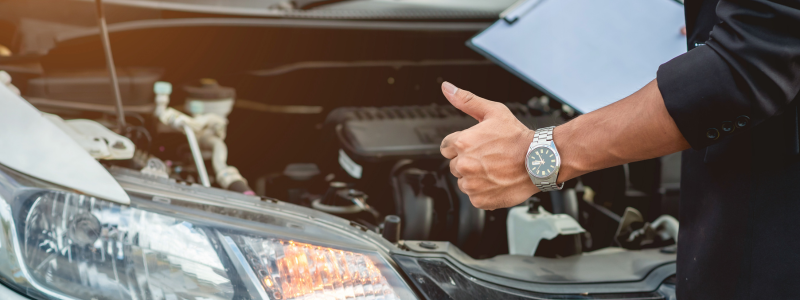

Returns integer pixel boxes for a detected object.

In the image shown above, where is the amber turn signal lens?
[238,237,399,300]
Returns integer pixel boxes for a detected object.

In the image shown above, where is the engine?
[1,18,682,260]
[10,63,682,260]
[313,103,562,257]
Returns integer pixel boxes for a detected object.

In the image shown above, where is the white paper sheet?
[470,0,686,113]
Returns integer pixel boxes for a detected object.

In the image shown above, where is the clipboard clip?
[500,0,545,24]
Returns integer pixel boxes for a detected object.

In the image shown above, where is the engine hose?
[183,125,210,187]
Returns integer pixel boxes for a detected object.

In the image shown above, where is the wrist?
[519,128,540,193]
[519,128,536,155]
[553,121,589,183]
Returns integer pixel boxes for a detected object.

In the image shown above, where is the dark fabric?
[659,0,800,150]
[658,45,752,149]
[677,108,800,299]
[656,0,800,299]
[682,0,722,48]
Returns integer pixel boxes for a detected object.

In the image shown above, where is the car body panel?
[0,84,129,204]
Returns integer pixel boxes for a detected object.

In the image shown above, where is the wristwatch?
[525,126,564,192]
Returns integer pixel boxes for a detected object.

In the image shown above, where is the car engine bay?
[0,2,682,297]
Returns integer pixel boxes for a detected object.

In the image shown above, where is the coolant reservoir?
[183,78,235,117]
[507,203,585,256]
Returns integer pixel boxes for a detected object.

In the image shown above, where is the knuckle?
[453,138,469,151]
[494,102,511,113]
[461,91,476,104]
[491,103,512,117]
[441,131,459,147]
[460,178,479,194]
[456,159,479,175]
[457,178,471,194]
[454,160,465,175]
[440,133,460,158]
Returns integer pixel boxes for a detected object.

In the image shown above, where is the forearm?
[553,79,690,182]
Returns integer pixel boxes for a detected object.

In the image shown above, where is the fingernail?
[442,81,458,96]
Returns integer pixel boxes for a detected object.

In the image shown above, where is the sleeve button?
[706,128,720,140]
[735,115,750,128]
[721,121,734,133]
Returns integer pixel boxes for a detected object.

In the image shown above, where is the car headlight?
[0,164,415,300]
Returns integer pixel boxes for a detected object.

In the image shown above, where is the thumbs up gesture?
[439,82,540,210]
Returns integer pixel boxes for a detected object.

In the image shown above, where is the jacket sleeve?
[657,0,800,149]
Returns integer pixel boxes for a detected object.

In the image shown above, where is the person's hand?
[439,82,539,210]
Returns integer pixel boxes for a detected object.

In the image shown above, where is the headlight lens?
[0,165,413,300]
[231,237,397,300]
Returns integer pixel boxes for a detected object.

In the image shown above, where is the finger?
[449,157,462,178]
[440,131,461,159]
[441,81,500,122]
[680,26,686,36]
[454,156,480,176]
[457,177,468,194]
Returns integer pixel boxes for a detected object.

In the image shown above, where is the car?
[0,1,681,299]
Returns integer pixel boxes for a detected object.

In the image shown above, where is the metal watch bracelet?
[530,126,564,192]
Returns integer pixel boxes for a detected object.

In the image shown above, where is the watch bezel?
[526,143,561,179]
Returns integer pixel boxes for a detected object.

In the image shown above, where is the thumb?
[441,81,499,122]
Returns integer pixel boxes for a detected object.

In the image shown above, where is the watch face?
[527,146,558,178]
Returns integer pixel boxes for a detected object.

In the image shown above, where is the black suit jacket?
[656,0,800,298]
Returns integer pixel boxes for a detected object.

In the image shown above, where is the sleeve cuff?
[657,45,752,150]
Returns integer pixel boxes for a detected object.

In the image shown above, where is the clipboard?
[468,0,686,113]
